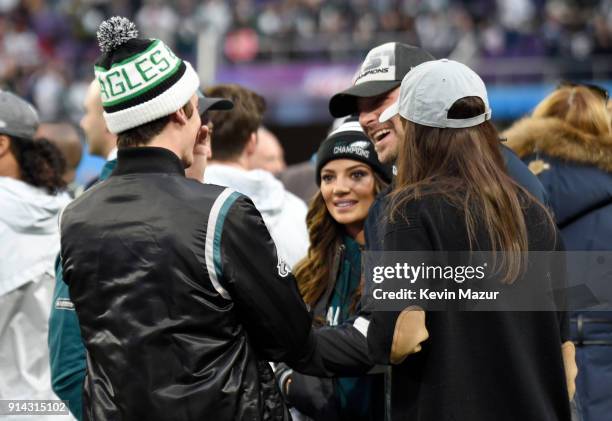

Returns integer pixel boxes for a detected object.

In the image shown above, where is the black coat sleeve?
[367,207,435,365]
[276,363,339,420]
[219,194,315,365]
[290,314,376,377]
[290,206,437,373]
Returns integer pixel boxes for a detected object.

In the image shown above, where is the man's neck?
[210,156,249,170]
[145,131,185,166]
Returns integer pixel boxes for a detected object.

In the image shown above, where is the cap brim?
[379,100,399,123]
[197,90,234,115]
[328,81,400,118]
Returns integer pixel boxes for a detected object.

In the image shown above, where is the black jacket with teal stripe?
[60,147,316,421]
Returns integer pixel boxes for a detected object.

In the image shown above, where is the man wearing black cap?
[270,46,437,421]
[329,42,547,250]
[329,43,436,253]
[290,42,550,421]
[60,17,318,421]
[330,42,434,165]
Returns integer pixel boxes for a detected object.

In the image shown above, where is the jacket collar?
[503,117,612,173]
[113,147,185,177]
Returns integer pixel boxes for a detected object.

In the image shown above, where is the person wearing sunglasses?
[504,83,612,421]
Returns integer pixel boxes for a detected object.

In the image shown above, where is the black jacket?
[364,145,547,251]
[60,147,316,421]
[367,193,571,421]
[283,241,384,421]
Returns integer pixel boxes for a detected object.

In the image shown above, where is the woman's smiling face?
[320,159,377,232]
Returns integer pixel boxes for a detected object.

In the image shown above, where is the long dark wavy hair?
[294,171,387,310]
[9,136,66,194]
[389,96,555,284]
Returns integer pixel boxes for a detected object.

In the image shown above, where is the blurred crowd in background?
[1,0,611,125]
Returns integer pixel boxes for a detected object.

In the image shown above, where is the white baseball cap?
[379,59,492,128]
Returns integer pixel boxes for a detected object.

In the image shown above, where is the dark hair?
[390,96,555,284]
[204,84,266,161]
[9,136,66,194]
[117,100,194,148]
[294,172,387,322]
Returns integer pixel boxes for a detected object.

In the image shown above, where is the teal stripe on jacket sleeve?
[48,256,85,421]
[204,189,241,299]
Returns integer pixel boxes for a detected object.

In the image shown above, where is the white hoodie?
[205,164,309,268]
[0,177,70,296]
[0,177,74,420]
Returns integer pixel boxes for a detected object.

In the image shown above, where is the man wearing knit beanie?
[59,17,317,421]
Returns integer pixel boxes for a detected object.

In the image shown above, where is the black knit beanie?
[315,117,392,185]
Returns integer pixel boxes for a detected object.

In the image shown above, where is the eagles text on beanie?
[94,17,199,134]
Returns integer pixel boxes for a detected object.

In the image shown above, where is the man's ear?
[0,135,11,156]
[245,132,257,156]
[172,107,189,126]
[205,135,212,159]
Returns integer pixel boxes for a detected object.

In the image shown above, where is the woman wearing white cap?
[367,59,577,420]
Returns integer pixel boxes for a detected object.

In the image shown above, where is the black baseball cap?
[196,90,234,115]
[329,43,435,118]
[0,91,39,139]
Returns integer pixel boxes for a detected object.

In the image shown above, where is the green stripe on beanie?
[94,16,199,134]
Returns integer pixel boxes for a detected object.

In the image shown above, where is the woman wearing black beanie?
[278,117,390,421]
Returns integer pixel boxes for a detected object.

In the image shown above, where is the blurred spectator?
[277,117,353,204]
[248,126,286,175]
[80,80,116,161]
[135,0,179,48]
[279,159,317,204]
[32,63,66,122]
[504,84,612,421]
[36,122,82,196]
[0,0,611,125]
[197,0,231,31]
[0,90,72,420]
[204,83,309,267]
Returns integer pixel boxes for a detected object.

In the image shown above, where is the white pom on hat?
[96,16,138,53]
